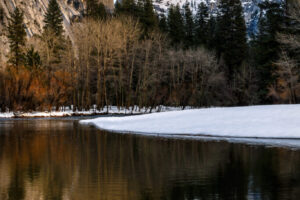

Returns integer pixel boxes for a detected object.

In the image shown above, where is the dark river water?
[0,118,300,200]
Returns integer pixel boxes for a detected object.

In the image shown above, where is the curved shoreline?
[80,104,300,139]
[0,106,185,118]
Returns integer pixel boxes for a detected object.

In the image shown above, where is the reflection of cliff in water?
[0,119,300,200]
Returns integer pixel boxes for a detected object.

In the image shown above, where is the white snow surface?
[0,106,185,118]
[80,105,300,139]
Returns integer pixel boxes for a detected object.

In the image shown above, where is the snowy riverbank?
[80,105,300,139]
[0,106,185,118]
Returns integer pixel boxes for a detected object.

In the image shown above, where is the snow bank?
[0,113,14,118]
[0,106,185,118]
[80,105,300,139]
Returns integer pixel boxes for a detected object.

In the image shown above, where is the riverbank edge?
[0,112,120,119]
[79,104,300,139]
[0,106,188,119]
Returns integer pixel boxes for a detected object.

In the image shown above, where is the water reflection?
[0,119,300,200]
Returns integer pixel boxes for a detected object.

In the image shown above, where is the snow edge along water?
[0,106,188,118]
[79,104,300,139]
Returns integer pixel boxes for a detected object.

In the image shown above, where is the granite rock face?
[0,0,113,64]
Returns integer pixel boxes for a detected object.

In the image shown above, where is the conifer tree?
[135,0,145,19]
[216,0,247,81]
[25,47,41,69]
[86,0,98,17]
[195,2,209,46]
[7,7,26,66]
[183,3,194,48]
[206,16,217,50]
[97,3,107,20]
[214,11,223,58]
[114,0,122,15]
[142,0,157,34]
[43,0,68,67]
[168,4,185,46]
[159,14,168,33]
[115,0,142,19]
[86,0,107,20]
[254,2,285,102]
[122,0,137,15]
[43,0,64,36]
[115,0,157,36]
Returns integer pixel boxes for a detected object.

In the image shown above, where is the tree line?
[0,0,299,112]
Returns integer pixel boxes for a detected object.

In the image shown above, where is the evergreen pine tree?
[97,3,107,20]
[115,0,156,35]
[216,0,247,81]
[86,0,107,20]
[43,0,64,36]
[195,2,209,46]
[136,0,145,18]
[183,3,194,48]
[206,16,217,50]
[43,0,68,66]
[159,14,168,33]
[86,0,98,17]
[122,0,137,15]
[168,4,185,46]
[141,0,157,34]
[114,0,123,15]
[214,11,223,58]
[7,7,26,66]
[254,2,285,103]
[25,47,41,69]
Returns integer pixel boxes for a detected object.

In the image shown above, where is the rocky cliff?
[0,0,113,64]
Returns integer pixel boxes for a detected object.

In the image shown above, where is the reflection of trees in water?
[0,120,300,200]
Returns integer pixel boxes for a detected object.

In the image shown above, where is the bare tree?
[274,1,300,103]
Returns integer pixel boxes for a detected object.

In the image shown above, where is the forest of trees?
[0,0,299,112]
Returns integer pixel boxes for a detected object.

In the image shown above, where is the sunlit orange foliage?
[3,65,73,111]
[4,65,33,110]
[48,70,73,109]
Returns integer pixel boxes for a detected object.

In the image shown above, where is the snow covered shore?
[0,106,184,118]
[80,105,300,139]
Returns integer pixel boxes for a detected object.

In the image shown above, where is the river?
[0,117,300,199]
